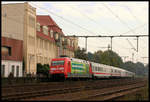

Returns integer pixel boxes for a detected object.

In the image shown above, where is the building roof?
[37,15,64,35]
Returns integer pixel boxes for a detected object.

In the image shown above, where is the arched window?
[50,29,53,38]
[43,26,48,35]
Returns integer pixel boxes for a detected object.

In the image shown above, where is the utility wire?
[2,10,147,52]
[101,3,148,58]
[69,6,113,34]
[121,3,142,24]
[29,2,98,35]
[121,23,147,35]
[102,3,137,35]
[2,2,148,60]
[126,38,137,51]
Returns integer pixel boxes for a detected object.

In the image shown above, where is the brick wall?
[1,37,23,61]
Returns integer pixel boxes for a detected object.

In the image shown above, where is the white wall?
[1,60,23,77]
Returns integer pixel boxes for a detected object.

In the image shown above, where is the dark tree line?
[74,47,148,77]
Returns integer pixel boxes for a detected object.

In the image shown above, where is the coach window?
[97,67,99,71]
[99,67,101,71]
[101,67,103,71]
[98,67,99,71]
[95,67,97,71]
[92,67,94,71]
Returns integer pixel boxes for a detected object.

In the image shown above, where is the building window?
[36,22,40,31]
[11,65,15,76]
[50,29,53,38]
[2,46,11,56]
[1,65,5,77]
[38,38,40,48]
[40,39,43,49]
[67,39,70,46]
[29,16,35,28]
[72,41,74,47]
[45,40,48,50]
[16,66,19,77]
[43,26,48,35]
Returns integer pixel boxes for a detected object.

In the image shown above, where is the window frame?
[1,65,5,77]
[11,65,15,76]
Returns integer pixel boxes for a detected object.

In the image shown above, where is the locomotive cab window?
[52,60,65,66]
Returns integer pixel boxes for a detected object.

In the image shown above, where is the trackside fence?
[1,76,51,86]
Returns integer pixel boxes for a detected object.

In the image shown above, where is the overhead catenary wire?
[101,3,148,53]
[2,2,148,63]
[32,2,148,60]
[101,3,137,35]
[29,2,148,51]
[68,5,113,34]
[2,3,146,51]
[121,3,142,24]
[29,2,99,35]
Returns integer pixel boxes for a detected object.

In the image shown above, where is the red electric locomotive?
[50,57,93,79]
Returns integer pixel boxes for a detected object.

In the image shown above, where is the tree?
[100,50,123,67]
[135,62,146,76]
[121,61,136,72]
[74,48,147,77]
[93,50,103,63]
[74,47,87,60]
[87,52,95,62]
[43,64,50,77]
[144,64,149,76]
[121,61,148,77]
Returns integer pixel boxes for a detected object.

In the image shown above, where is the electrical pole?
[136,36,139,52]
[121,56,129,62]
[132,53,134,62]
[98,44,110,51]
[85,37,88,52]
[141,57,149,63]
[110,36,113,51]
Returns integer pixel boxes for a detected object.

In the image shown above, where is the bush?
[37,63,50,77]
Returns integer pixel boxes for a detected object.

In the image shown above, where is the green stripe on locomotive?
[71,61,89,74]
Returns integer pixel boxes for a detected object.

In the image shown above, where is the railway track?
[2,78,147,100]
[1,78,127,94]
[25,80,146,101]
[75,83,146,101]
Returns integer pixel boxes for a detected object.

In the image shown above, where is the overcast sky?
[2,1,149,65]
